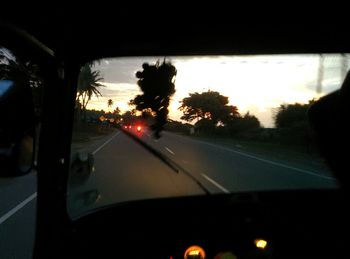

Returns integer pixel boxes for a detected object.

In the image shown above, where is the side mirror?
[69,152,95,185]
[0,80,36,177]
[68,152,98,217]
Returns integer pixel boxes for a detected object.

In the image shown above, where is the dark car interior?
[1,6,350,259]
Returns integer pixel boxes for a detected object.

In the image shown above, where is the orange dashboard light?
[184,245,206,259]
[189,250,200,256]
[255,239,268,249]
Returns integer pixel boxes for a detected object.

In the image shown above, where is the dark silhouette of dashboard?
[63,189,347,258]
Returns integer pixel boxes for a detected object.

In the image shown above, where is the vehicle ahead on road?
[122,123,143,133]
[122,124,132,130]
[1,10,350,259]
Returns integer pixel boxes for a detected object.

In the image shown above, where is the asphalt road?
[67,128,338,217]
[0,128,338,258]
[0,173,36,259]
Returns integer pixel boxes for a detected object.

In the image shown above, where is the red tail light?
[137,126,142,131]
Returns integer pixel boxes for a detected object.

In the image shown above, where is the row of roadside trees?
[177,90,261,136]
[73,59,318,149]
[165,90,316,148]
[0,49,318,151]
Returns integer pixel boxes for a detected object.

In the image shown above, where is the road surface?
[0,173,36,259]
[1,128,338,258]
[67,128,337,217]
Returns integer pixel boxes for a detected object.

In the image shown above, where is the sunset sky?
[87,54,348,127]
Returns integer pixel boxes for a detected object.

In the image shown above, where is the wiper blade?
[120,129,210,195]
[121,128,179,173]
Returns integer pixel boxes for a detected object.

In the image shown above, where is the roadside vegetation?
[73,58,323,162]
[167,95,322,162]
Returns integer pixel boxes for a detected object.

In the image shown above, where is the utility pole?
[316,54,324,94]
[341,53,348,80]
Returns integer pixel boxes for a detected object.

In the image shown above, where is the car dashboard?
[61,189,348,259]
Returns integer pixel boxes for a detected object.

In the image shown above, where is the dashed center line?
[165,147,175,155]
[201,173,230,193]
[168,133,335,181]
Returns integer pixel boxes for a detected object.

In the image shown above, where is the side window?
[0,45,43,258]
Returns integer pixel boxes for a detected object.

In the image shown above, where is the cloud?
[86,54,349,127]
[93,57,167,84]
[87,82,142,112]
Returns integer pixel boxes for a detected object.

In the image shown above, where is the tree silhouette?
[130,59,177,138]
[107,99,113,109]
[0,50,39,85]
[226,112,261,135]
[274,100,316,146]
[112,107,121,123]
[0,47,43,120]
[121,111,137,126]
[76,63,104,122]
[274,100,315,129]
[179,90,239,126]
[113,107,120,115]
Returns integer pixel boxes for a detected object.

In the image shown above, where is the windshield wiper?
[120,129,210,195]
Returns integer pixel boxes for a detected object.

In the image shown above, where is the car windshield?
[67,54,346,218]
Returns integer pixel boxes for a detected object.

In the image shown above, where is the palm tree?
[113,106,120,115]
[76,63,104,122]
[1,48,43,118]
[0,49,42,87]
[113,106,121,122]
[107,99,113,109]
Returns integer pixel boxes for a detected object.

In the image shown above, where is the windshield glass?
[67,54,346,218]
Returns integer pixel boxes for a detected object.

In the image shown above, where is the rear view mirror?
[69,152,95,185]
[0,79,36,176]
[68,152,99,217]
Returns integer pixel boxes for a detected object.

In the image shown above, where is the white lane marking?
[146,133,151,137]
[218,146,335,180]
[165,147,175,155]
[201,174,229,193]
[0,132,121,225]
[0,192,37,225]
[92,131,121,155]
[168,134,335,181]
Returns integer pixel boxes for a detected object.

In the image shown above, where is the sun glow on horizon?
[86,55,347,127]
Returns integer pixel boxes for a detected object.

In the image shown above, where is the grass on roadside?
[185,134,328,170]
